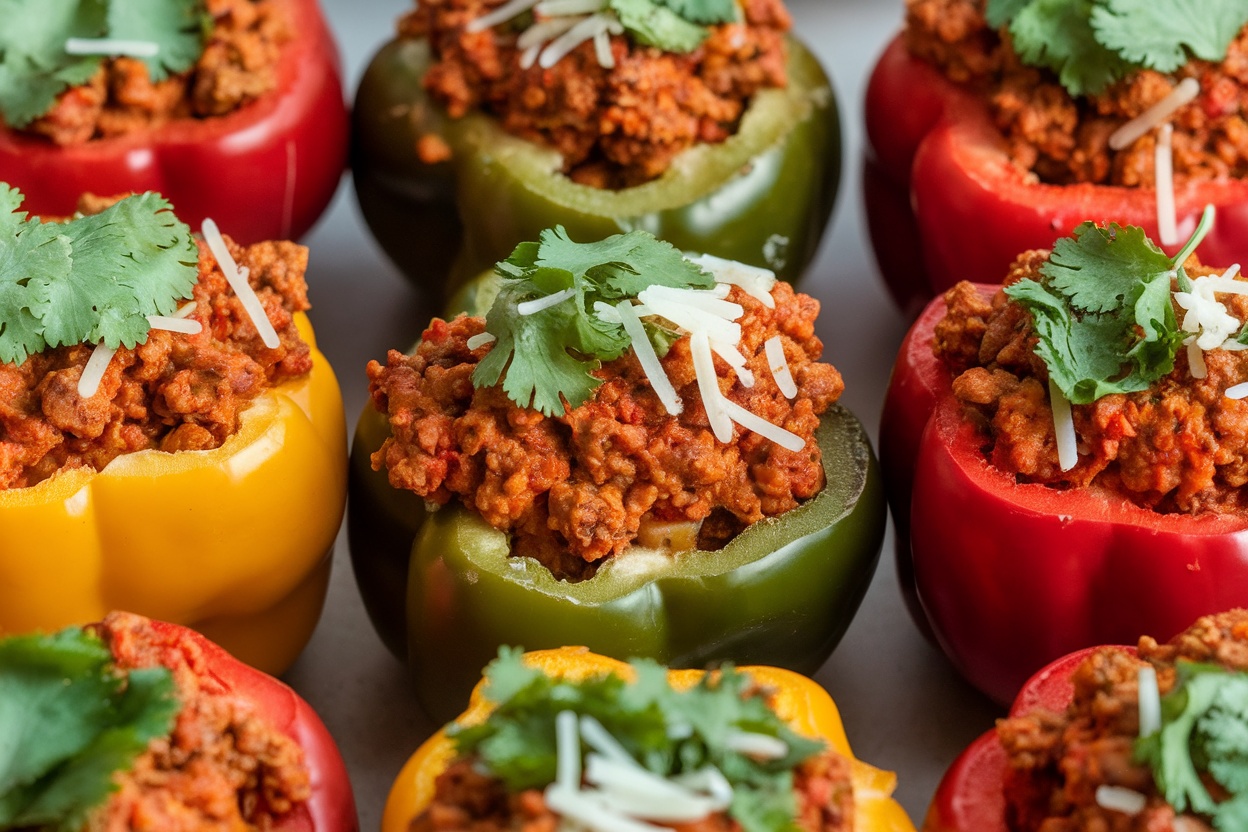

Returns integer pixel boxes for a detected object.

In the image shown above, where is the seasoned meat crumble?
[904,0,1248,187]
[401,0,792,188]
[368,282,843,579]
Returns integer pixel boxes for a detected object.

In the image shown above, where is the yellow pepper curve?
[0,313,346,676]
[383,646,916,832]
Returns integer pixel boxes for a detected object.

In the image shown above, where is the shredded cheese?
[578,715,636,763]
[1175,265,1248,386]
[686,254,777,308]
[171,302,197,319]
[1226,382,1248,399]
[764,336,796,398]
[78,343,117,399]
[201,219,280,349]
[146,315,202,335]
[466,0,540,32]
[1138,665,1161,737]
[466,332,496,350]
[544,784,674,832]
[1095,785,1148,816]
[690,331,733,443]
[1109,77,1201,151]
[585,756,718,821]
[593,28,614,68]
[64,37,159,58]
[518,287,575,315]
[1049,379,1078,472]
[722,731,788,760]
[720,397,804,452]
[1155,123,1178,247]
[536,0,606,14]
[556,710,581,791]
[539,13,615,68]
[710,339,754,388]
[617,301,683,415]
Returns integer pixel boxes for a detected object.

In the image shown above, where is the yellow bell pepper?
[383,646,915,832]
[0,313,346,676]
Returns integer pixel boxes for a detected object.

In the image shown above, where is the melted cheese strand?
[147,315,202,335]
[764,336,796,398]
[617,300,682,415]
[1050,379,1078,472]
[1109,77,1201,151]
[64,37,159,58]
[78,343,117,399]
[1155,124,1178,247]
[201,219,280,349]
[467,0,540,32]
[691,331,733,442]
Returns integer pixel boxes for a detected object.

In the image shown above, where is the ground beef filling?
[400,0,792,188]
[904,0,1248,186]
[997,609,1248,832]
[412,748,854,832]
[368,282,843,580]
[934,257,1248,517]
[0,233,313,490]
[23,0,289,146]
[91,612,310,832]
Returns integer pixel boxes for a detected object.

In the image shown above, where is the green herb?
[0,0,207,128]
[0,184,199,366]
[609,0,712,53]
[1135,662,1248,831]
[1003,221,1187,404]
[450,648,826,832]
[0,628,179,832]
[653,0,736,26]
[984,0,1248,96]
[473,226,714,416]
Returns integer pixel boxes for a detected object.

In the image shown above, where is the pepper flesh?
[862,35,1248,315]
[350,35,840,290]
[381,646,915,832]
[0,0,349,244]
[349,403,884,721]
[881,286,1248,704]
[0,314,347,676]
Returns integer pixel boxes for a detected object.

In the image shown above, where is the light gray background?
[283,1,1003,828]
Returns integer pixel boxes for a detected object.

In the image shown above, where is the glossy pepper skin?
[880,286,1248,705]
[350,402,885,721]
[0,0,349,245]
[921,646,1112,832]
[351,36,840,292]
[381,646,915,832]
[862,35,1248,316]
[137,618,359,832]
[0,314,347,676]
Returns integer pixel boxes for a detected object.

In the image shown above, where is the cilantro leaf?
[0,0,105,128]
[654,0,736,25]
[107,0,207,82]
[0,188,72,364]
[0,628,179,831]
[1009,0,1135,96]
[1091,0,1247,73]
[473,226,715,415]
[609,0,710,53]
[1005,221,1184,404]
[1135,663,1248,831]
[985,0,1031,28]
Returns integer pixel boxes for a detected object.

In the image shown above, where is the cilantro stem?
[1171,204,1216,268]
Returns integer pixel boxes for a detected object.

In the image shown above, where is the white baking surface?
[283,1,1004,829]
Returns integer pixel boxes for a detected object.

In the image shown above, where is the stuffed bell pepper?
[350,227,884,720]
[0,611,358,831]
[864,0,1248,315]
[0,0,348,243]
[880,209,1248,705]
[352,0,840,291]
[925,609,1248,832]
[0,186,346,675]
[383,646,914,832]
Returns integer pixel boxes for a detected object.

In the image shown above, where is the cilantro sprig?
[1135,662,1248,831]
[0,628,180,832]
[451,648,826,832]
[0,0,208,128]
[985,0,1248,96]
[0,184,199,366]
[473,226,714,416]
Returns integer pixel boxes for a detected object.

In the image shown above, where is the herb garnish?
[985,0,1248,96]
[1135,662,1248,831]
[451,648,826,832]
[0,628,179,831]
[474,226,714,416]
[0,0,207,128]
[0,185,199,366]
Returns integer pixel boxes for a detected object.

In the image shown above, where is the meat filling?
[368,282,843,579]
[935,257,1248,517]
[0,229,313,490]
[92,612,310,832]
[23,0,289,146]
[400,0,792,188]
[998,609,1248,832]
[904,0,1248,187]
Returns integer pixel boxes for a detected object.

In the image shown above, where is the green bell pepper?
[350,35,841,291]
[349,402,885,722]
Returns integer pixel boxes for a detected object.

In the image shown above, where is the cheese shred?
[1155,124,1178,247]
[78,343,117,399]
[201,218,281,349]
[1050,379,1078,472]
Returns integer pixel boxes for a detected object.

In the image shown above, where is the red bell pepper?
[0,0,348,244]
[920,645,1108,832]
[881,284,1248,705]
[863,35,1248,315]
